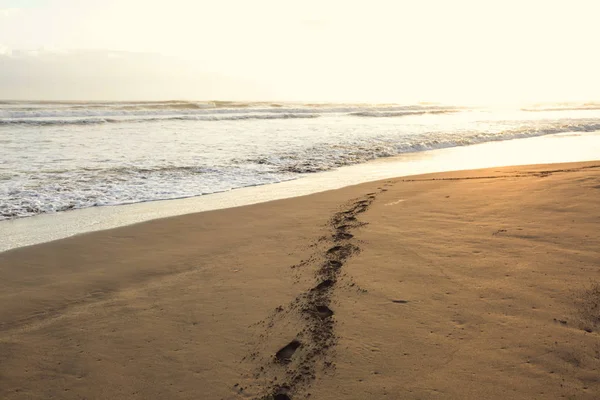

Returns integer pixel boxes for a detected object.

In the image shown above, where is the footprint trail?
[236,187,388,400]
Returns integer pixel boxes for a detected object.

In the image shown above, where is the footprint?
[327,245,343,255]
[315,305,334,319]
[352,206,368,213]
[333,232,354,241]
[327,260,342,270]
[335,224,352,231]
[314,279,335,291]
[275,340,301,363]
[326,244,356,260]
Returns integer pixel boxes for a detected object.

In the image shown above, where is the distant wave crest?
[0,101,464,124]
[349,110,455,118]
[522,102,600,112]
[0,113,322,126]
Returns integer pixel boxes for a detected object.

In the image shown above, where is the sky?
[1,0,599,103]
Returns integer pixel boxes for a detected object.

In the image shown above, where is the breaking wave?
[242,122,600,173]
[0,113,322,126]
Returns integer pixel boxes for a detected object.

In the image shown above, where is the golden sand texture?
[1,161,599,399]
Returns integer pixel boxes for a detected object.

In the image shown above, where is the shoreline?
[1,160,599,399]
[2,130,600,253]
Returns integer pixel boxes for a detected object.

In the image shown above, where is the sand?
[1,161,599,399]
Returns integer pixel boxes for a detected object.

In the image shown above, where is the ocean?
[1,100,600,221]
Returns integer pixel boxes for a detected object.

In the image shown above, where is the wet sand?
[1,161,599,399]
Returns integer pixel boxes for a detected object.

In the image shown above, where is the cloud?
[0,49,267,101]
[10,46,69,57]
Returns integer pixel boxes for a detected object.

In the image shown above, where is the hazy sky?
[1,0,599,103]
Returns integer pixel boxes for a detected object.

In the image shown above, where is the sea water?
[2,100,600,221]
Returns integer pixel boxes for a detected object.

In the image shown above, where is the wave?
[0,113,322,126]
[349,110,456,118]
[1,106,318,119]
[0,102,465,118]
[243,121,600,173]
[0,104,466,126]
[522,102,600,112]
[522,106,600,112]
[0,117,112,126]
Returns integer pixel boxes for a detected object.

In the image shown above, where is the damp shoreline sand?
[1,161,600,399]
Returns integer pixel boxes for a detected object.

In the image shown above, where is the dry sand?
[1,161,599,400]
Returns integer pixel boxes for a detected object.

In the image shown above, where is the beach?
[1,161,599,399]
